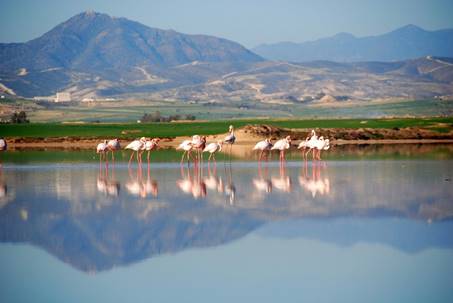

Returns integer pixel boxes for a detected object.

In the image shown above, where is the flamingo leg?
[136,150,141,166]
[128,151,135,167]
[181,151,186,163]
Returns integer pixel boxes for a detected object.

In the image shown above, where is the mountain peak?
[392,24,425,34]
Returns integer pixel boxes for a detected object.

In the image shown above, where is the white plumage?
[253,139,272,151]
[125,137,146,166]
[96,140,108,153]
[177,140,193,151]
[271,136,291,161]
[0,138,7,151]
[125,137,146,151]
[203,141,222,161]
[145,138,159,151]
[224,125,236,144]
[271,136,291,151]
[177,139,194,163]
[107,138,120,151]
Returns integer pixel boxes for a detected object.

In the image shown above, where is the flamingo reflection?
[177,164,206,199]
[299,162,330,198]
[253,162,272,194]
[126,165,158,198]
[204,162,224,193]
[271,161,292,192]
[223,164,236,205]
[97,160,120,197]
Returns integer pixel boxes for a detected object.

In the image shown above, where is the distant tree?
[10,111,29,123]
[141,111,195,123]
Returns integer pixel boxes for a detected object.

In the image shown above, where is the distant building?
[55,92,71,102]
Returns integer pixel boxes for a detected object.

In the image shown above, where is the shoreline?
[5,137,453,150]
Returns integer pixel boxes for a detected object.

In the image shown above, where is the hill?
[0,11,263,98]
[252,25,453,62]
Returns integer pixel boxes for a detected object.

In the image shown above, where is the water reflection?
[299,162,330,198]
[0,159,452,273]
[97,164,120,197]
[125,165,158,198]
[271,162,292,193]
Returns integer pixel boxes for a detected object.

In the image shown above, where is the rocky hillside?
[0,11,263,98]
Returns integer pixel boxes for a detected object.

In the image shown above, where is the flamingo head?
[311,129,316,136]
[104,140,108,144]
[285,136,291,143]
[140,137,146,142]
[229,125,234,132]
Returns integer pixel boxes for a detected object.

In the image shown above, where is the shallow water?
[1,149,453,302]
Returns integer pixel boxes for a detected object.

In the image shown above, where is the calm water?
[1,148,453,302]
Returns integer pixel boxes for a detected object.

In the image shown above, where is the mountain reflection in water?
[0,159,452,272]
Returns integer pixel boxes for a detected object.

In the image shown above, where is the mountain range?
[253,25,453,62]
[0,11,453,102]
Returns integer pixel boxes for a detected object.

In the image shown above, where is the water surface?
[0,147,453,302]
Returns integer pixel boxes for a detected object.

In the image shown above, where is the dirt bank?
[5,124,453,150]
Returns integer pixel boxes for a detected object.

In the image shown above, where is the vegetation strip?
[1,117,453,139]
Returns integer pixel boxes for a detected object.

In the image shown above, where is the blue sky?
[1,0,452,47]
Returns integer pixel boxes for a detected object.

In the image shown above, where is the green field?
[1,117,452,139]
[2,98,453,123]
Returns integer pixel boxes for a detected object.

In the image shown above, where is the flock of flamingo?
[94,125,331,165]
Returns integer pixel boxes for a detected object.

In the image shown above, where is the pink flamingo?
[107,138,121,161]
[143,138,160,164]
[253,138,273,161]
[203,141,223,162]
[125,137,146,167]
[271,136,291,162]
[177,140,194,164]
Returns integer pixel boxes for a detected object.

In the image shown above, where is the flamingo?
[297,136,310,160]
[203,141,223,162]
[177,140,194,164]
[143,138,160,164]
[304,130,319,160]
[0,138,6,152]
[253,138,273,161]
[271,136,291,162]
[96,140,109,163]
[192,135,206,162]
[314,137,330,160]
[0,138,6,168]
[107,139,121,161]
[224,125,236,159]
[125,137,146,167]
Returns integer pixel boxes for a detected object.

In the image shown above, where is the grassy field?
[1,117,452,138]
[2,98,453,123]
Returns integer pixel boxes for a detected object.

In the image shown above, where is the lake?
[1,146,453,302]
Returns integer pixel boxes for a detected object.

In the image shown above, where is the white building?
[55,92,71,102]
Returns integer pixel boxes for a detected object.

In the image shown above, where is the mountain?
[0,11,263,98]
[252,25,453,62]
[1,14,453,102]
[147,56,453,102]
